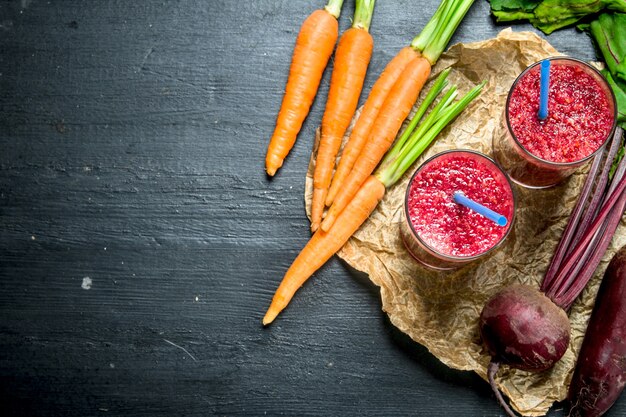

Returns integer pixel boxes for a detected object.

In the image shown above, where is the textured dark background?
[1,0,623,416]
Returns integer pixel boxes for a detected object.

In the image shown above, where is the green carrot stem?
[385,86,459,172]
[410,0,450,52]
[352,0,377,31]
[422,0,475,64]
[376,81,486,187]
[325,0,345,19]
[433,86,459,119]
[381,69,451,167]
[387,81,485,185]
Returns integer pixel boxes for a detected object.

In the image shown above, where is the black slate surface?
[1,0,624,416]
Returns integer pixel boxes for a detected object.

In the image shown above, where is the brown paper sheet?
[304,29,626,416]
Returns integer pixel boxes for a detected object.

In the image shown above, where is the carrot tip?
[320,216,334,232]
[262,308,279,326]
[310,222,319,233]
[266,167,277,176]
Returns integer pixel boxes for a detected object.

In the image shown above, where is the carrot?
[324,0,454,206]
[321,0,475,232]
[310,0,376,232]
[262,76,485,325]
[265,0,344,177]
[263,175,386,325]
[324,46,418,207]
[321,57,431,231]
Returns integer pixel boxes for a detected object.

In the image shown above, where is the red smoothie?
[406,152,514,259]
[508,60,614,163]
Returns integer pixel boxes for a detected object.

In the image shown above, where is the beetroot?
[480,285,570,372]
[480,285,571,416]
[569,246,626,417]
[478,127,626,417]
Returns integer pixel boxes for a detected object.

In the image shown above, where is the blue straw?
[453,191,508,227]
[538,59,551,120]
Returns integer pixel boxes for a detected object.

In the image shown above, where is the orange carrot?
[325,46,418,207]
[263,175,386,325]
[310,2,376,232]
[321,0,476,231]
[322,0,452,205]
[321,56,431,231]
[265,1,344,177]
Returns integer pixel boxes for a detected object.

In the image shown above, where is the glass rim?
[504,56,618,168]
[404,149,517,262]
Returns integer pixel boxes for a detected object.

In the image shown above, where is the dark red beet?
[480,285,571,417]
[480,284,571,371]
[479,129,625,416]
[569,246,626,417]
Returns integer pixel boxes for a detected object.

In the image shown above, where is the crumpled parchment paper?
[304,29,626,416]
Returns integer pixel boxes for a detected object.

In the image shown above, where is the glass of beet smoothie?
[401,150,516,270]
[493,57,616,188]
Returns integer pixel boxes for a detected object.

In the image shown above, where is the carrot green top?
[324,0,345,19]
[375,70,485,187]
[352,0,377,31]
[410,0,475,64]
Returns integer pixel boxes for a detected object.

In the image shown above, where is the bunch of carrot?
[263,74,485,325]
[263,0,478,325]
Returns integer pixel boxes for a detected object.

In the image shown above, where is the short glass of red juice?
[493,57,617,188]
[400,150,516,270]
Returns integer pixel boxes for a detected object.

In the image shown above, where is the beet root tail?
[488,360,519,417]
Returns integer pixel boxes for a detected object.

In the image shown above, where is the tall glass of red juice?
[493,57,616,188]
[401,150,516,270]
